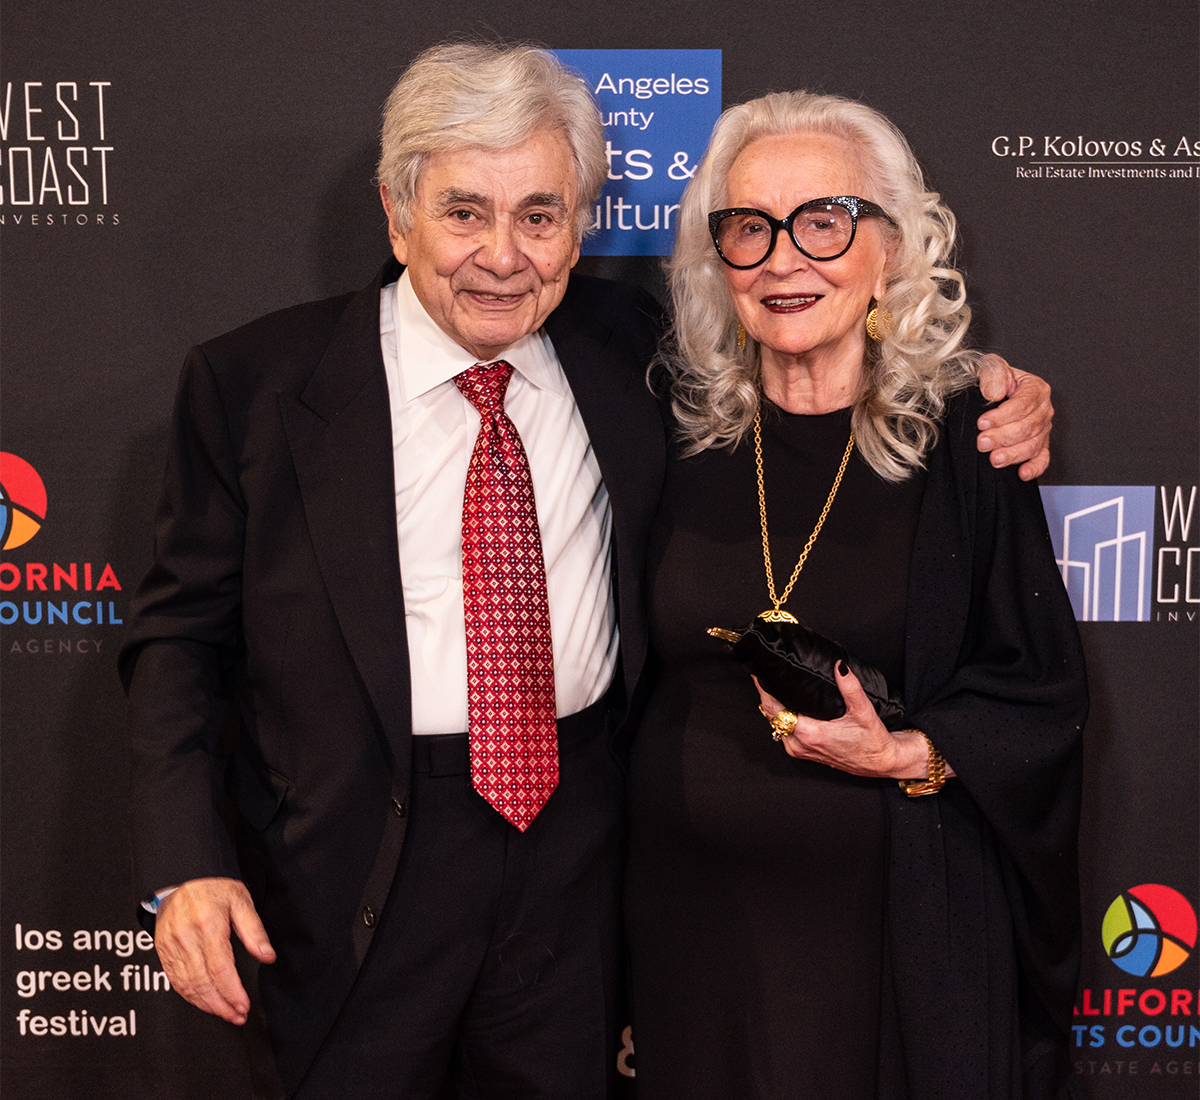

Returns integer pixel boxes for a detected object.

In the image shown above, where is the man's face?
[382,129,581,361]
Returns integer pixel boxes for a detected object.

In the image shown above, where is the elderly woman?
[625,92,1087,1099]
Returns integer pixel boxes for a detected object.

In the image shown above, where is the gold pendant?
[753,405,854,628]
[759,608,799,624]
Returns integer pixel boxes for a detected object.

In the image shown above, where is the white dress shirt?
[380,271,618,735]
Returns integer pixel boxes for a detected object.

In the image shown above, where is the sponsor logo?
[1039,485,1198,622]
[0,452,123,648]
[1,80,119,227]
[1103,885,1197,978]
[553,49,721,256]
[1041,485,1154,620]
[0,452,47,549]
[1072,886,1200,1060]
[993,134,1200,180]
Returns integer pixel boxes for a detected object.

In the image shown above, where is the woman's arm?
[753,671,957,782]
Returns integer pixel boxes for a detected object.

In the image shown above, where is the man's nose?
[475,219,526,276]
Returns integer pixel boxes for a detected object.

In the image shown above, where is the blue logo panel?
[553,49,722,256]
[1039,486,1155,621]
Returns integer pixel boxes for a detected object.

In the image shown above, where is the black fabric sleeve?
[121,345,249,898]
[901,390,1087,1031]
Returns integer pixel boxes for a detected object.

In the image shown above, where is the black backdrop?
[3,2,1198,1096]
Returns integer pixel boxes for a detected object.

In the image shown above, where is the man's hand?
[154,877,276,1025]
[975,353,1054,481]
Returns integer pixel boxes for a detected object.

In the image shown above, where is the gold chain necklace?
[754,407,855,624]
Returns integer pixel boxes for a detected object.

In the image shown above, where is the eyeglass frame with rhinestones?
[707,196,893,269]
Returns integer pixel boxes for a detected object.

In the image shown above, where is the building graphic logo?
[0,453,47,549]
[1039,486,1155,621]
[1102,884,1196,978]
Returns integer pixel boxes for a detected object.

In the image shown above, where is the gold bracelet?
[897,730,946,797]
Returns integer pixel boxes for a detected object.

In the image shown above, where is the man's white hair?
[377,43,606,240]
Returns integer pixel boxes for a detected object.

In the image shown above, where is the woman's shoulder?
[936,385,989,437]
[928,385,1010,477]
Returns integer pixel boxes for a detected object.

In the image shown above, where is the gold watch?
[897,730,946,797]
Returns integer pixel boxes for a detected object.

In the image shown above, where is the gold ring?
[761,707,797,741]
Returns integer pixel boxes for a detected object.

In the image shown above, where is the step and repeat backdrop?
[2,1,1197,1096]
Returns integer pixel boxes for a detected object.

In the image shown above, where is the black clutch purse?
[708,614,904,722]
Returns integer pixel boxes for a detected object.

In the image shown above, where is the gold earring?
[866,307,893,342]
[736,320,747,351]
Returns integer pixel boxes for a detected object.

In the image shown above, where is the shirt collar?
[392,270,563,404]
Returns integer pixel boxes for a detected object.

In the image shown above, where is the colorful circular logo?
[1103,884,1197,977]
[0,453,48,550]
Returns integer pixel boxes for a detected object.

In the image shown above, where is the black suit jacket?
[120,258,666,1086]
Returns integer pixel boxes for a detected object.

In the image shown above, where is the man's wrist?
[140,886,178,915]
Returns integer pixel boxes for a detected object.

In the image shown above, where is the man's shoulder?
[198,288,363,368]
[193,259,397,383]
[556,273,663,322]
[547,274,665,362]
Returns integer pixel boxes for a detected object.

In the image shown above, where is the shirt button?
[392,798,405,818]
[362,906,375,928]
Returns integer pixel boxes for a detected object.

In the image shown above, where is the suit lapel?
[278,262,413,765]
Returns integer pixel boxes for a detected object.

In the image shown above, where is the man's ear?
[380,184,408,264]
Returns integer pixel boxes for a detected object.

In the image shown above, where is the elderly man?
[120,43,1053,1100]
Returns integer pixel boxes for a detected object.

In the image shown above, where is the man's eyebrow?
[520,192,569,212]
[435,188,489,209]
[432,189,569,213]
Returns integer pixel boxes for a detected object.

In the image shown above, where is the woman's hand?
[753,666,953,780]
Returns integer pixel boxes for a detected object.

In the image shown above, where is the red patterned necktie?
[455,361,558,831]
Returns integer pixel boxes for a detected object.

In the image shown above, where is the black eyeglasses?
[708,196,892,269]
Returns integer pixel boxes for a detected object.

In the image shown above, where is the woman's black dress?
[625,404,926,1100]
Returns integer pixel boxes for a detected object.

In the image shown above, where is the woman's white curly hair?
[661,90,979,480]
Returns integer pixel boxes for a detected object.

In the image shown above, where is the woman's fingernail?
[838,660,849,676]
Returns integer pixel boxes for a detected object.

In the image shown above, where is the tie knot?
[455,360,514,414]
